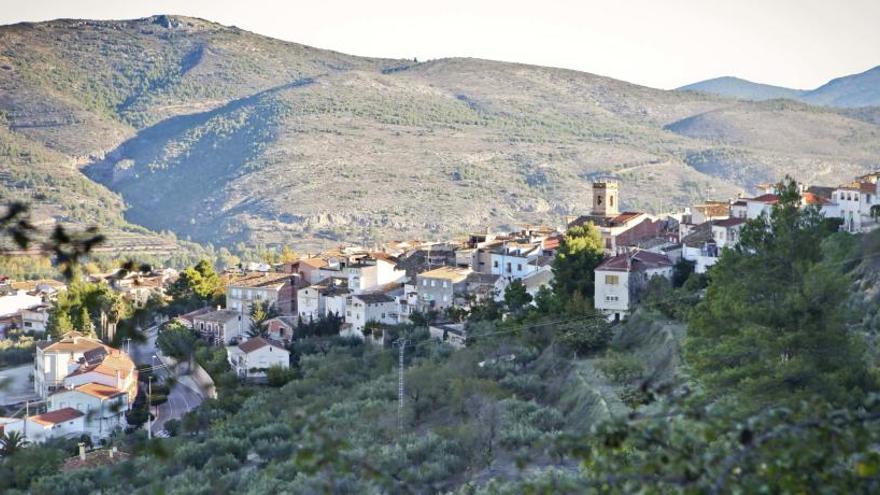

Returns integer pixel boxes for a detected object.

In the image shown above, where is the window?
[442,295,448,302]
[431,280,436,287]
[605,275,619,285]
[609,195,614,207]
[493,260,499,268]
[517,264,522,272]
[506,262,512,273]
[442,281,448,288]
[422,279,428,287]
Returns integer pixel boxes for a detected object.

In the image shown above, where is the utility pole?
[146,376,153,440]
[394,338,407,433]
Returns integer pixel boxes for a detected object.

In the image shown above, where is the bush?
[596,351,645,384]
[556,319,612,355]
[265,364,296,387]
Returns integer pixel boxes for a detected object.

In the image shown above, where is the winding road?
[130,324,205,436]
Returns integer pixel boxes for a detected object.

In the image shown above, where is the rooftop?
[418,266,472,282]
[353,293,395,304]
[749,193,779,204]
[37,333,108,354]
[75,382,125,400]
[714,217,746,228]
[238,336,287,354]
[192,309,241,324]
[596,250,673,272]
[568,211,646,229]
[30,407,84,427]
[228,272,291,289]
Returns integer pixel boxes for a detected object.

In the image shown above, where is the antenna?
[394,338,407,433]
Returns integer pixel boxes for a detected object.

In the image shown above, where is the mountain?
[679,66,880,108]
[1,16,879,251]
[677,76,805,101]
[800,65,880,108]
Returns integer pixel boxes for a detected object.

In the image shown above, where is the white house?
[744,194,778,220]
[346,293,398,334]
[2,407,86,444]
[62,349,139,404]
[594,250,673,321]
[48,382,128,440]
[226,337,290,380]
[0,290,43,335]
[34,333,110,398]
[489,243,542,281]
[192,309,245,346]
[710,217,746,250]
[20,305,50,335]
[416,266,472,311]
[296,277,349,322]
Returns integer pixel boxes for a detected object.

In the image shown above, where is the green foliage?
[556,317,613,356]
[166,259,223,307]
[552,223,605,299]
[157,322,199,364]
[0,331,36,368]
[265,364,296,387]
[503,279,533,315]
[687,178,874,411]
[247,300,278,338]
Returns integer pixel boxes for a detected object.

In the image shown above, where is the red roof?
[31,408,84,427]
[238,336,286,353]
[749,194,779,204]
[803,192,832,205]
[596,250,673,272]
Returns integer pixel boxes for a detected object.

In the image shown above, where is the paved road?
[0,364,39,407]
[131,325,205,436]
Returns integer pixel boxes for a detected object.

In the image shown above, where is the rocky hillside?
[2,16,878,250]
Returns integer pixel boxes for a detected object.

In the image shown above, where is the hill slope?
[2,16,879,249]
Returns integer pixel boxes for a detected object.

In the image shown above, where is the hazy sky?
[1,0,878,89]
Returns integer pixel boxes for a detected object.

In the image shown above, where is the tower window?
[609,196,614,207]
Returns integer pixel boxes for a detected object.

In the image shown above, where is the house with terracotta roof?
[48,382,129,440]
[711,217,746,250]
[594,250,673,321]
[226,337,289,380]
[227,272,296,316]
[2,407,86,444]
[567,181,661,254]
[34,333,110,398]
[62,349,138,404]
[744,193,779,219]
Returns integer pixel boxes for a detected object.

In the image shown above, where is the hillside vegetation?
[1,15,879,250]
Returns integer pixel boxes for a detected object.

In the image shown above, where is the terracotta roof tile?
[30,407,84,427]
[238,336,286,353]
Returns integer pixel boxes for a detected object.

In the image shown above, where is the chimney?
[79,442,86,460]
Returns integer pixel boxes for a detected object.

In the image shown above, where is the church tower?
[591,181,619,217]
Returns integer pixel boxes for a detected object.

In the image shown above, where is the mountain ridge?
[1,16,878,250]
[679,65,880,108]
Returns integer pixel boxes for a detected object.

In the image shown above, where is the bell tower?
[591,181,619,217]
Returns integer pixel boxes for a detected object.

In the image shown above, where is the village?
[0,171,878,453]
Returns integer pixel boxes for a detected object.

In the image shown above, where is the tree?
[47,308,75,339]
[552,223,605,299]
[0,430,26,457]
[280,245,298,264]
[167,259,222,304]
[556,317,612,355]
[247,300,278,338]
[157,322,199,370]
[503,279,533,315]
[686,178,873,411]
[78,307,95,337]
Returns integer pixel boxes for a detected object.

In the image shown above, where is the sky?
[1,0,878,89]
